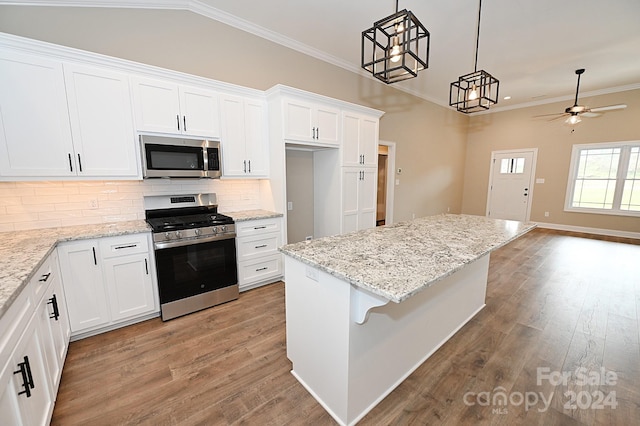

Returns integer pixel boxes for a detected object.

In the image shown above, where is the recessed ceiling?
[6,0,640,112]
[196,0,640,112]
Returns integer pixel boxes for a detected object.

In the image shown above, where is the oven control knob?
[175,231,181,238]
[220,225,227,233]
[194,228,201,236]
[164,232,172,240]
[212,226,218,234]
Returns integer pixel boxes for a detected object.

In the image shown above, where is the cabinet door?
[244,99,269,177]
[131,76,181,134]
[58,241,109,333]
[39,273,70,392]
[64,64,139,177]
[283,99,314,142]
[0,51,75,177]
[220,94,248,176]
[1,318,54,426]
[341,168,360,234]
[315,105,340,145]
[102,253,155,322]
[342,112,378,167]
[358,168,378,231]
[179,85,220,138]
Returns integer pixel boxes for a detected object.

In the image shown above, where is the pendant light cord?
[474,0,482,72]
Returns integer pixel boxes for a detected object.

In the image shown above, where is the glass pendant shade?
[361,7,430,84]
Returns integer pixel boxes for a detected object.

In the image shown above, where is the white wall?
[0,179,261,232]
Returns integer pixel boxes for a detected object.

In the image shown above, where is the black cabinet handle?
[14,356,34,398]
[48,294,60,321]
[248,160,251,173]
[115,244,137,250]
[92,247,97,265]
[243,160,247,173]
[255,244,267,249]
[183,116,187,132]
[39,273,51,282]
[256,267,268,272]
[77,154,83,172]
[316,127,319,139]
[176,114,180,131]
[254,226,267,230]
[68,153,73,172]
[145,258,149,275]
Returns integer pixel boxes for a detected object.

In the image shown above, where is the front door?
[487,149,537,221]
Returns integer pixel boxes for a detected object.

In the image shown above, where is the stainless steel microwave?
[140,135,222,178]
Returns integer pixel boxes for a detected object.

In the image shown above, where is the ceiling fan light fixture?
[566,114,582,125]
[449,0,500,113]
[361,0,430,84]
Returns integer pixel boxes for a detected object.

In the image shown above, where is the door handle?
[48,294,60,321]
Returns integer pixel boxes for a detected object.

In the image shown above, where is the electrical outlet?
[412,213,416,219]
[305,266,319,282]
[544,211,550,217]
[305,235,313,241]
[88,198,98,209]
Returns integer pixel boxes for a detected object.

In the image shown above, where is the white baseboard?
[534,222,640,240]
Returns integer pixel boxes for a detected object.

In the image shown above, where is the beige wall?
[462,89,640,233]
[0,5,469,224]
[285,150,314,243]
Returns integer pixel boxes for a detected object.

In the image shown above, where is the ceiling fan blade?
[549,114,569,122]
[590,104,627,112]
[533,112,565,118]
[582,112,601,118]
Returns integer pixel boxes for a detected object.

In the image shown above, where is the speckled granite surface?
[0,220,151,320]
[280,214,536,303]
[224,209,283,222]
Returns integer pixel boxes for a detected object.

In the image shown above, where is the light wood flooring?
[51,229,640,425]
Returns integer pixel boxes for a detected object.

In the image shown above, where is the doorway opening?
[377,141,396,226]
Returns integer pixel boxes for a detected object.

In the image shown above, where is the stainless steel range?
[144,193,238,321]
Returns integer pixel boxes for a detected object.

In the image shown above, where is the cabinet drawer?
[238,255,282,286]
[236,218,281,238]
[237,233,282,261]
[99,234,149,258]
[31,251,58,304]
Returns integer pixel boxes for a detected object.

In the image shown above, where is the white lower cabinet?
[341,167,377,233]
[58,233,159,338]
[0,251,68,426]
[236,217,284,291]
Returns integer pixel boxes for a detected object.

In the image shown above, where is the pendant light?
[361,0,430,84]
[449,0,499,113]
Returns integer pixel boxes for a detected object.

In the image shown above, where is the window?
[500,157,525,174]
[565,141,640,216]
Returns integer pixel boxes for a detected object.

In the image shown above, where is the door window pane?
[500,157,525,174]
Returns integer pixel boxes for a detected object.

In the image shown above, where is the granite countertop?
[224,209,283,222]
[279,214,536,303]
[0,220,151,320]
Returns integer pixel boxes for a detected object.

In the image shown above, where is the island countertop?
[279,214,536,303]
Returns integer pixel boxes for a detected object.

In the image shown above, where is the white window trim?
[564,140,640,217]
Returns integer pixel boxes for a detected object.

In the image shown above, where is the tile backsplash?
[0,179,262,232]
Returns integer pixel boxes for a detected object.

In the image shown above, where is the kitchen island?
[279,214,536,426]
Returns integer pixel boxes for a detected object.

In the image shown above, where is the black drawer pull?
[255,244,268,249]
[115,244,137,250]
[14,356,34,398]
[256,267,268,272]
[48,294,60,321]
[253,226,267,230]
[39,272,51,282]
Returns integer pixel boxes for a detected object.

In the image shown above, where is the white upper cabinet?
[219,94,268,177]
[0,49,140,179]
[64,63,139,177]
[132,76,220,138]
[0,50,75,177]
[283,98,340,145]
[341,111,379,168]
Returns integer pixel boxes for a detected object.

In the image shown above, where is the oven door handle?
[154,233,236,250]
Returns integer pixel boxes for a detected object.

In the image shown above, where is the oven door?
[153,237,238,304]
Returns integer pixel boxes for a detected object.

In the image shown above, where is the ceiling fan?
[536,68,627,125]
